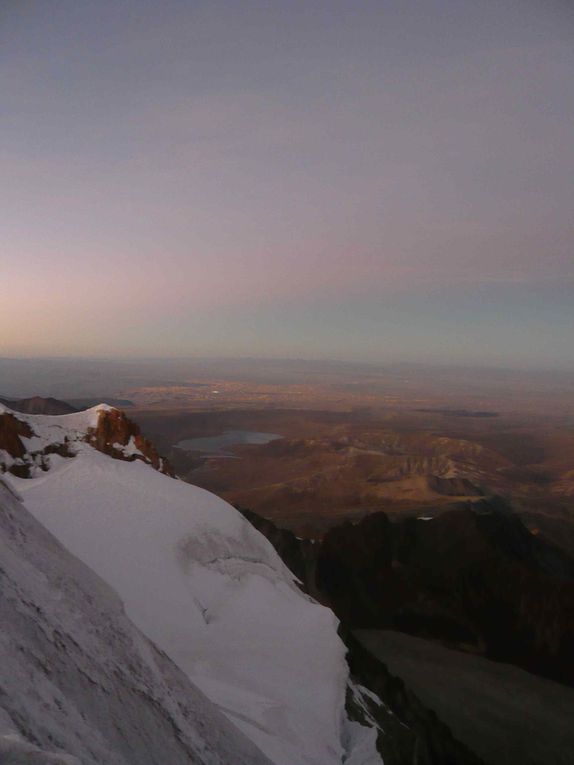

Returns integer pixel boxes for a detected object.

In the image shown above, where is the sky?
[1,0,573,367]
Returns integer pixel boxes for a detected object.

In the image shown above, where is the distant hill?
[0,395,77,415]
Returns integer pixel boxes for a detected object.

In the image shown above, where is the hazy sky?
[2,1,573,366]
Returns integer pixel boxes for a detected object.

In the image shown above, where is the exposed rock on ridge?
[86,407,175,476]
[0,404,174,478]
[0,411,33,459]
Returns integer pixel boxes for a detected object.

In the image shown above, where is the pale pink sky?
[2,1,573,365]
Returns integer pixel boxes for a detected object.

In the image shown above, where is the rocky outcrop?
[426,474,483,496]
[0,411,33,458]
[0,405,174,479]
[239,508,318,591]
[0,410,75,478]
[86,408,175,476]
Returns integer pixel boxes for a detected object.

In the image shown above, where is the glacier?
[1,404,383,765]
[0,478,272,765]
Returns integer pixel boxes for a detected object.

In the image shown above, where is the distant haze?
[2,1,573,366]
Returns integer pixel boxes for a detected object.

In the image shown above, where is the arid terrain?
[3,357,573,546]
[124,364,574,552]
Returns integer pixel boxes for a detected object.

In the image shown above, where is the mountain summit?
[0,404,384,765]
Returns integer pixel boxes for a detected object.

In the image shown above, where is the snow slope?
[0,478,272,765]
[2,405,382,765]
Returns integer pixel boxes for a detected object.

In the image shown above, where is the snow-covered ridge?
[2,407,384,764]
[0,400,112,427]
[0,403,172,478]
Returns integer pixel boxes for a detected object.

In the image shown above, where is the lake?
[176,430,282,455]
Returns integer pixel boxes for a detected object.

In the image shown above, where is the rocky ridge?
[0,403,174,479]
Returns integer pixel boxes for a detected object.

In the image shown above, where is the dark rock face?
[426,474,483,496]
[243,500,574,686]
[343,630,486,765]
[0,412,33,458]
[242,503,574,762]
[0,396,77,415]
[240,508,486,765]
[0,411,74,478]
[87,408,175,477]
[316,502,574,685]
[239,508,318,591]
